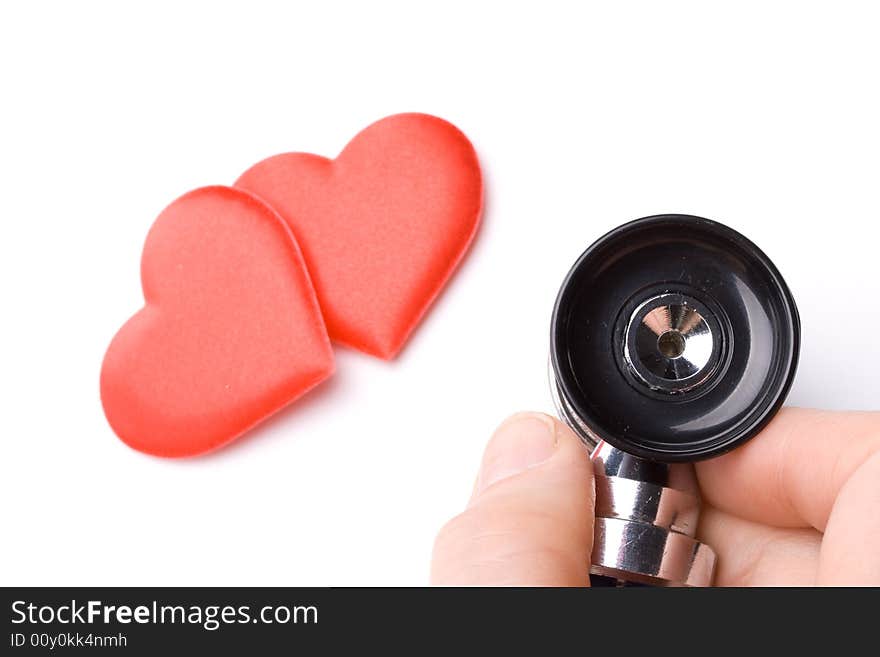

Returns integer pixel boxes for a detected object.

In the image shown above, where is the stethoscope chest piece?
[550,214,800,585]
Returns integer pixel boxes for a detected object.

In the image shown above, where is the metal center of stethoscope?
[623,293,720,394]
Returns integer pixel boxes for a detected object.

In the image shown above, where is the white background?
[2,1,879,586]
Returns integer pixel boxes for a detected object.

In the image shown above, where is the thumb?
[431,412,595,585]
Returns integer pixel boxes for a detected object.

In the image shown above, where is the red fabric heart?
[236,113,483,359]
[100,186,334,457]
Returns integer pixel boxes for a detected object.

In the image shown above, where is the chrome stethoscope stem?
[550,365,716,586]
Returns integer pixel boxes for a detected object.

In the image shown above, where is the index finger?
[695,407,880,531]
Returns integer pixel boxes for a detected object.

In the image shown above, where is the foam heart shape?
[100,186,334,457]
[236,113,483,359]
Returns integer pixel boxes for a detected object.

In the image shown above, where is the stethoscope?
[549,214,800,586]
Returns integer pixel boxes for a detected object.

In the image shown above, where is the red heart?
[100,186,334,457]
[236,113,483,359]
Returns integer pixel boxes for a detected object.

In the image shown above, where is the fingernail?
[475,413,558,496]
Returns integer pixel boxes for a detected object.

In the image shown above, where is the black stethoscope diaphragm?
[550,214,800,462]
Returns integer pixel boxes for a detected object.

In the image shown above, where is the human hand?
[431,409,880,585]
